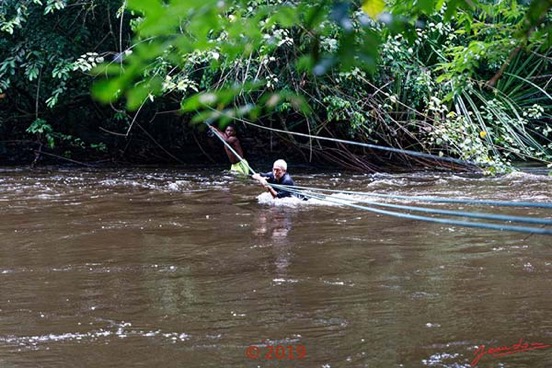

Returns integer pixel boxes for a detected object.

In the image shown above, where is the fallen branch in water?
[33,150,95,167]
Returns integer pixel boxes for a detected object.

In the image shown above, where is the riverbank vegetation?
[1,0,551,173]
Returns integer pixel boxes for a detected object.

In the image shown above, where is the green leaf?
[303,2,327,29]
[187,7,221,49]
[444,0,461,21]
[47,136,55,149]
[127,0,163,16]
[361,0,385,20]
[127,0,174,37]
[269,5,298,28]
[296,55,315,73]
[181,93,213,112]
[261,90,312,115]
[126,76,162,110]
[92,78,122,103]
[416,0,436,14]
[91,63,124,77]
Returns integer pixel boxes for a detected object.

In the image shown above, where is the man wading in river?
[252,159,298,199]
[209,123,250,175]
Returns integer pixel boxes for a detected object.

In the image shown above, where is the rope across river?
[206,122,552,236]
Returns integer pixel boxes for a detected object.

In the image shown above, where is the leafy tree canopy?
[92,0,551,111]
[1,0,550,170]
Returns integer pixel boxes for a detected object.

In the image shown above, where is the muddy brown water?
[0,166,550,367]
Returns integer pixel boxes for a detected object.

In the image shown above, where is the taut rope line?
[267,183,552,235]
[239,120,479,168]
[205,121,552,235]
[290,185,552,209]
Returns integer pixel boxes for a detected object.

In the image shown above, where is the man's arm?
[251,173,278,198]
[209,125,225,139]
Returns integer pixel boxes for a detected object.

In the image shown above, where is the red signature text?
[245,344,306,360]
[471,338,550,366]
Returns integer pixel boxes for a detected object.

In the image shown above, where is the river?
[0,166,550,367]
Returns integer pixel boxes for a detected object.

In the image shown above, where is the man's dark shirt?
[260,172,295,198]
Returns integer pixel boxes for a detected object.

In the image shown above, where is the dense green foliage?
[0,0,149,164]
[1,0,551,172]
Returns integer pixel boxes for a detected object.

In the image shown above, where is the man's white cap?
[273,159,287,171]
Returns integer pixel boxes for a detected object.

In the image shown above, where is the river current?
[0,166,550,367]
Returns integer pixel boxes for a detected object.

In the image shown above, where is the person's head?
[224,124,237,137]
[272,159,287,180]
